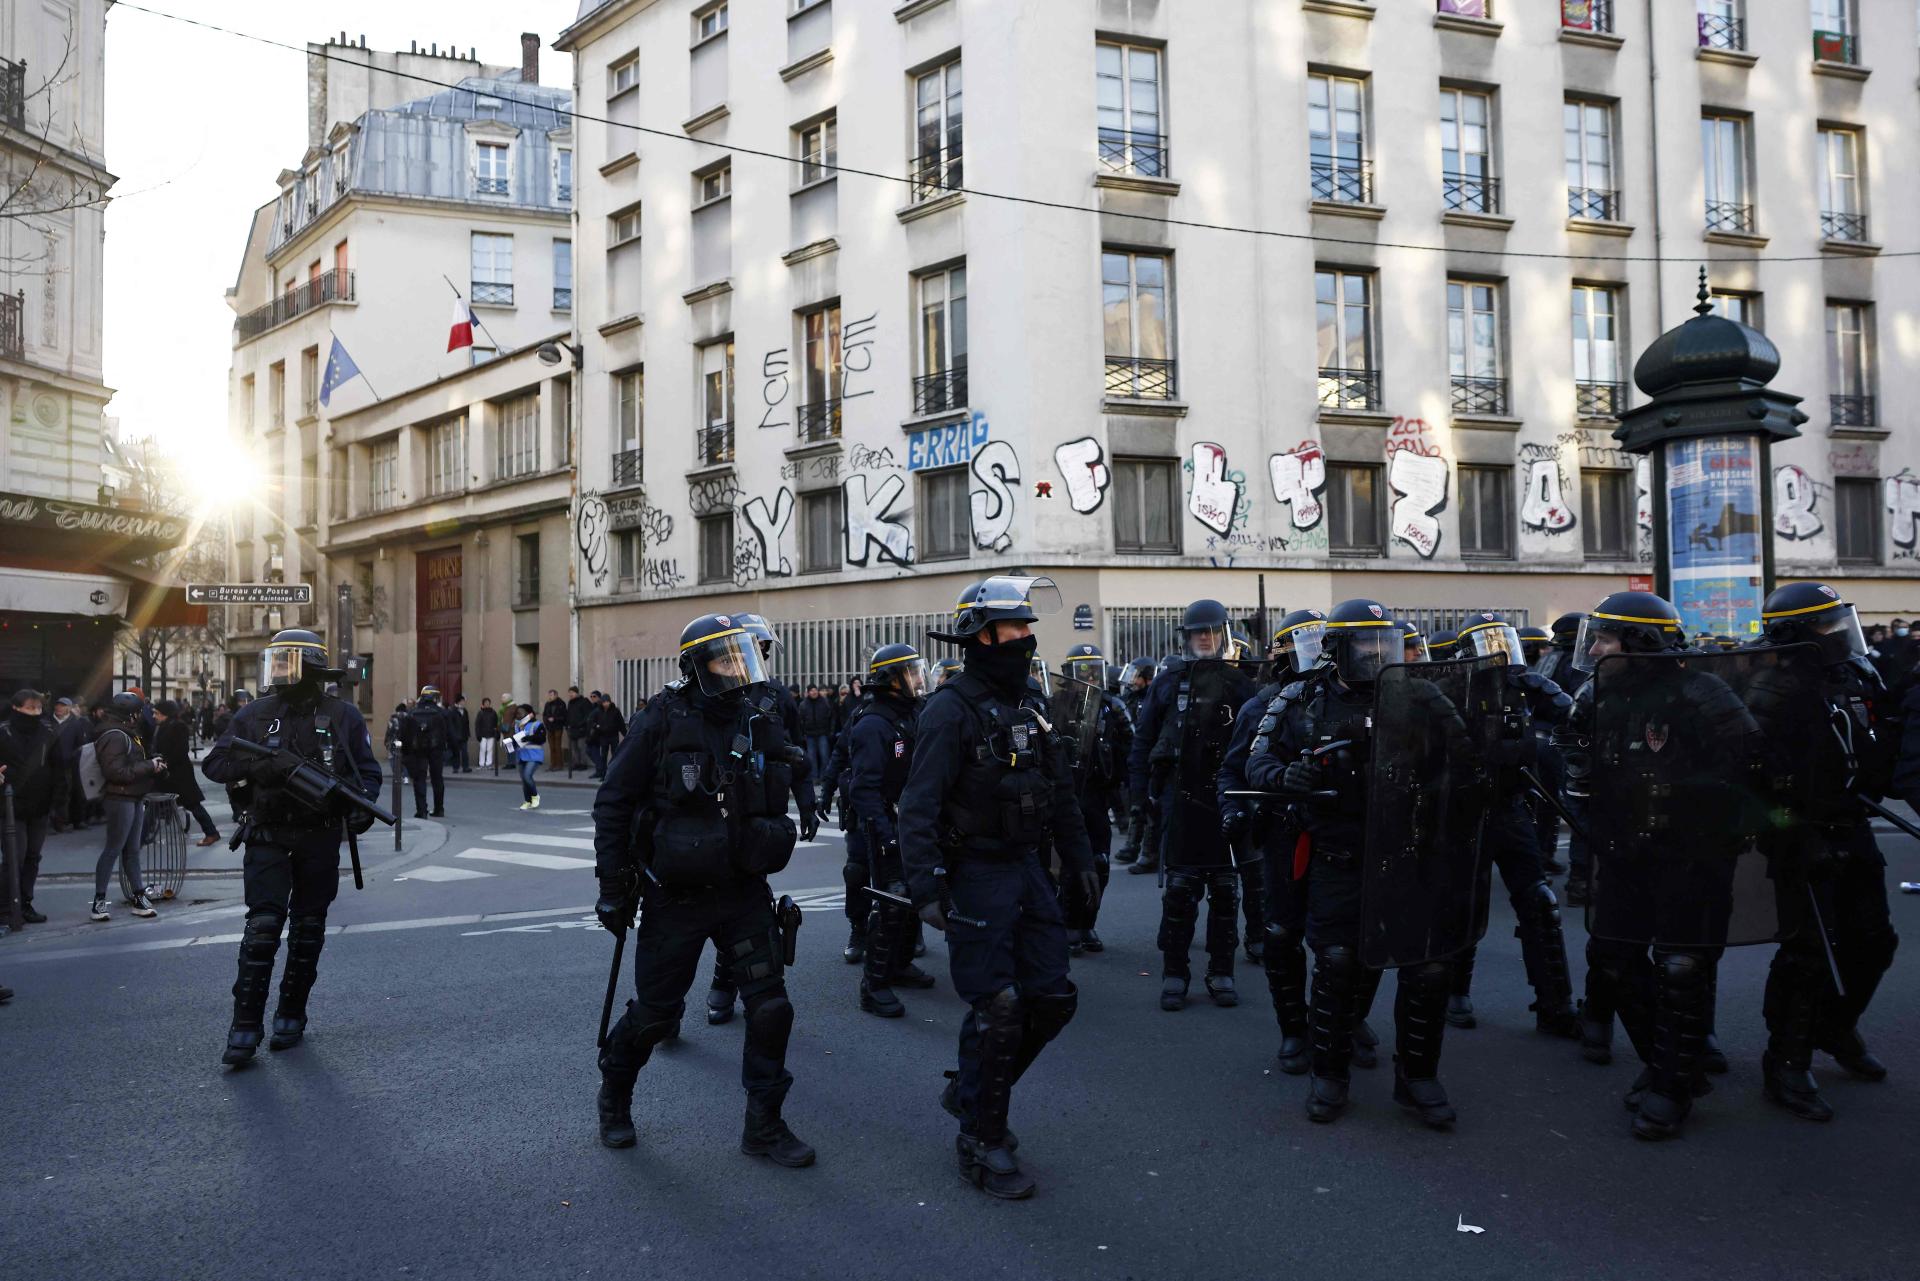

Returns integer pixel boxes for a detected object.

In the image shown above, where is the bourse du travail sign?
[0,490,188,546]
[187,583,315,606]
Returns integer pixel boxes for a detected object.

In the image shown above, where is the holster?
[777,894,801,966]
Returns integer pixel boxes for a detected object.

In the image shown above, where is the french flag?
[447,299,477,352]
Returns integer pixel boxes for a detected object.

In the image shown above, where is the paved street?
[3,768,1916,1281]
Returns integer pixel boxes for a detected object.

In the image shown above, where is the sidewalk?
[438,764,604,789]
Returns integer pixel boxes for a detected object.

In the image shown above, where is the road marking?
[482,833,596,851]
[396,865,496,883]
[457,847,596,870]
[528,807,591,816]
[565,824,595,832]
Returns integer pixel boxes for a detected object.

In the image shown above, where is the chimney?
[520,32,540,85]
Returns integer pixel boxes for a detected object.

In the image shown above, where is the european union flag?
[319,335,362,407]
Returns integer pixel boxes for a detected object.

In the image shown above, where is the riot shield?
[1050,670,1105,781]
[1585,644,1823,949]
[1360,655,1501,969]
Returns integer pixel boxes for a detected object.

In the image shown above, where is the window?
[918,467,971,560]
[699,340,735,465]
[696,2,728,40]
[1581,470,1632,559]
[1316,269,1377,410]
[615,529,643,590]
[911,61,964,201]
[554,147,573,204]
[242,374,255,432]
[1712,291,1759,328]
[300,345,320,417]
[914,264,968,414]
[368,438,398,512]
[696,163,732,206]
[1826,302,1873,426]
[1702,114,1752,232]
[800,489,842,572]
[692,164,731,284]
[1102,250,1174,399]
[496,392,539,479]
[269,362,286,428]
[515,533,541,605]
[1096,42,1166,176]
[795,116,837,186]
[329,446,348,520]
[1447,280,1505,414]
[698,513,734,584]
[1308,74,1369,202]
[1457,465,1513,559]
[334,238,349,275]
[553,239,572,311]
[799,304,842,441]
[609,54,639,96]
[1834,477,1879,563]
[474,140,509,196]
[1326,463,1384,556]
[471,232,513,305]
[610,205,642,246]
[427,416,466,497]
[1811,0,1856,61]
[1112,457,1179,554]
[1440,88,1495,213]
[1818,127,1865,241]
[471,346,497,368]
[1564,99,1617,220]
[552,376,573,464]
[1571,285,1623,416]
[1697,1,1745,51]
[788,0,833,64]
[616,368,644,452]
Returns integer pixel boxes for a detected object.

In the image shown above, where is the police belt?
[942,828,1046,864]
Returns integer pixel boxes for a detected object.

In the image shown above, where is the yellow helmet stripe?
[1324,619,1394,630]
[1592,610,1682,628]
[679,626,747,651]
[271,640,330,652]
[1274,618,1324,639]
[1761,599,1845,620]
[870,652,920,669]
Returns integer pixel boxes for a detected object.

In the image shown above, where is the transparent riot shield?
[1048,670,1105,781]
[1360,655,1501,969]
[1585,644,1823,949]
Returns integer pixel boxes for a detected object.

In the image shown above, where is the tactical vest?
[939,672,1057,857]
[250,693,355,828]
[648,688,795,885]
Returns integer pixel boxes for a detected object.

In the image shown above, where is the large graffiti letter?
[1268,442,1326,530]
[1519,446,1575,533]
[1886,472,1920,551]
[1634,456,1653,560]
[1387,450,1448,559]
[742,488,796,577]
[1054,436,1111,514]
[844,473,914,566]
[575,495,610,589]
[1773,464,1822,541]
[1187,442,1240,536]
[969,439,1020,553]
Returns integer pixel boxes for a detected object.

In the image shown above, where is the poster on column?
[1664,436,1764,640]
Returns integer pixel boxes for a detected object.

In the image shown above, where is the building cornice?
[267,191,568,267]
[556,0,657,53]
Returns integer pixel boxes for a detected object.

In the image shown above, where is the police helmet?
[1126,657,1155,686]
[930,656,963,687]
[738,613,782,662]
[1428,629,1460,659]
[1762,582,1865,666]
[1178,598,1232,661]
[677,612,769,697]
[417,684,441,705]
[1459,612,1525,666]
[1106,662,1124,695]
[1062,641,1105,688]
[1549,612,1584,643]
[1397,620,1431,664]
[261,629,338,691]
[935,575,1062,643]
[1320,598,1399,685]
[1271,609,1330,673]
[1573,591,1685,673]
[1517,625,1552,663]
[868,642,927,699]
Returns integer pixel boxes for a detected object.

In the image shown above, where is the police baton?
[344,822,365,891]
[1855,794,1920,844]
[1,781,22,934]
[1518,766,1590,845]
[598,924,626,1051]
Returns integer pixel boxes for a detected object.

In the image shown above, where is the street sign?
[186,583,313,605]
[1072,604,1095,631]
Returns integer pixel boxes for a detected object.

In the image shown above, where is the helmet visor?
[1808,603,1867,665]
[1288,622,1328,674]
[1466,623,1525,667]
[1572,617,1625,674]
[975,575,1062,619]
[1401,632,1431,664]
[739,613,781,657]
[261,644,316,689]
[1028,657,1053,697]
[872,653,927,698]
[688,630,768,697]
[1183,622,1230,661]
[1335,628,1399,684]
[1063,656,1106,687]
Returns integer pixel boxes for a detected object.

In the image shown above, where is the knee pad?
[1162,873,1201,920]
[1656,950,1707,995]
[243,911,284,946]
[1207,871,1240,904]
[1402,958,1449,996]
[1264,920,1302,953]
[1315,943,1360,985]
[1027,983,1078,1041]
[744,990,794,1042]
[977,984,1025,1035]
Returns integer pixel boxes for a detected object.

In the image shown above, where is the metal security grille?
[771,613,958,691]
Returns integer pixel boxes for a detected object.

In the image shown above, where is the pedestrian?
[400,687,448,818]
[0,688,57,923]
[566,685,594,772]
[49,696,88,832]
[589,691,625,780]
[153,699,221,847]
[542,689,568,773]
[90,692,165,921]
[798,683,835,788]
[475,697,500,771]
[448,694,472,773]
[832,683,854,741]
[83,703,108,824]
[509,704,544,809]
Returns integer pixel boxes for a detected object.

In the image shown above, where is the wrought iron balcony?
[0,289,21,361]
[1568,187,1620,221]
[1105,356,1177,401]
[610,446,645,488]
[797,398,843,444]
[1318,367,1382,412]
[1564,0,1613,34]
[553,286,573,312]
[1821,210,1869,242]
[234,269,356,342]
[471,281,513,305]
[1576,380,1627,419]
[1097,128,1169,179]
[1705,201,1755,234]
[1830,394,1876,428]
[1697,14,1744,50]
[908,144,963,204]
[1310,158,1373,205]
[912,364,969,416]
[475,176,509,196]
[0,56,23,131]
[1443,172,1500,214]
[695,420,735,467]
[1450,376,1509,416]
[1812,30,1857,64]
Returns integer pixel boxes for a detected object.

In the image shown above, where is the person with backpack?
[400,686,449,818]
[508,703,544,809]
[90,692,166,921]
[0,688,57,923]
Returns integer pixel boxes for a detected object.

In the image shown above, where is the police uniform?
[1049,643,1133,954]
[400,687,448,818]
[847,643,935,1016]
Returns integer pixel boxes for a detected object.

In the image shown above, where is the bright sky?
[102,0,580,455]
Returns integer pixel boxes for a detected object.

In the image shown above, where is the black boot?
[889,962,937,990]
[1080,928,1104,953]
[1762,1052,1834,1122]
[1127,853,1159,874]
[269,914,325,1051]
[1262,930,1310,1075]
[1820,1028,1888,1082]
[941,1072,1017,1151]
[1159,974,1188,1011]
[1393,960,1455,1129]
[1515,884,1580,1038]
[706,985,737,1025]
[1633,950,1708,1141]
[597,1011,675,1148]
[1577,999,1615,1064]
[1277,1035,1309,1075]
[860,979,905,1018]
[597,1074,637,1148]
[1205,973,1238,1007]
[862,901,908,1017]
[741,1090,816,1168]
[957,1134,1034,1199]
[1446,945,1477,1029]
[1699,955,1728,1074]
[958,990,1032,1198]
[1351,965,1384,1069]
[842,927,866,965]
[223,913,281,1067]
[1762,947,1832,1120]
[1306,945,1357,1122]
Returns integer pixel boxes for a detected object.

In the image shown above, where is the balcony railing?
[1705,200,1755,234]
[1443,172,1500,214]
[0,57,24,131]
[475,176,509,196]
[1310,158,1373,205]
[797,398,844,444]
[1821,210,1869,242]
[909,144,963,203]
[1563,0,1613,34]
[1097,128,1169,179]
[610,446,644,488]
[1830,394,1876,427]
[1568,187,1620,221]
[1576,380,1627,419]
[1451,375,1509,416]
[1697,14,1745,50]
[912,364,969,416]
[1318,367,1382,412]
[1105,356,1177,401]
[553,286,573,312]
[234,268,356,342]
[696,420,735,467]
[471,281,513,305]
[0,290,21,361]
[1812,30,1857,65]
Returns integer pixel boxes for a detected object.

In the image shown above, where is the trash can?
[122,793,188,902]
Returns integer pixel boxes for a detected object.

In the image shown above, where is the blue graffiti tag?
[908,411,992,472]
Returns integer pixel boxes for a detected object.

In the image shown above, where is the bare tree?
[2,17,112,284]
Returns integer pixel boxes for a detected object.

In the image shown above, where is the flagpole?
[443,275,509,356]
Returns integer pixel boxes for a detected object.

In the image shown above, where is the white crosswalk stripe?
[396,865,496,883]
[456,847,596,870]
[481,833,596,850]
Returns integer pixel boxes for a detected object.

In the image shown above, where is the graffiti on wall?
[576,494,610,589]
[1886,471,1920,554]
[1829,444,1877,479]
[1773,464,1826,541]
[688,474,744,518]
[1053,436,1113,514]
[1387,449,1448,558]
[1268,441,1326,531]
[908,413,990,471]
[969,439,1021,553]
[758,349,791,432]
[1385,415,1442,459]
[606,494,673,545]
[1185,442,1243,536]
[844,472,914,566]
[742,489,796,577]
[1635,456,1653,561]
[842,313,878,401]
[1518,442,1575,535]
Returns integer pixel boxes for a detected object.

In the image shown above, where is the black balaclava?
[964,631,1038,695]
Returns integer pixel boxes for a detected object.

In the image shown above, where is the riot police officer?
[817,690,868,963]
[1130,599,1259,1010]
[849,642,936,1017]
[1115,658,1156,867]
[203,630,383,1066]
[1751,583,1900,1120]
[1536,612,1592,899]
[590,613,812,1166]
[401,685,448,818]
[897,576,1097,1200]
[1050,642,1133,954]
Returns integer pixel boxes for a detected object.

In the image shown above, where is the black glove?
[1283,758,1323,794]
[799,806,820,843]
[1074,868,1103,915]
[1222,809,1250,840]
[917,899,949,932]
[595,873,636,936]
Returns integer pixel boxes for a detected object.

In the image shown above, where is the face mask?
[1897,628,1909,637]
[9,710,38,732]
[967,634,1039,690]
